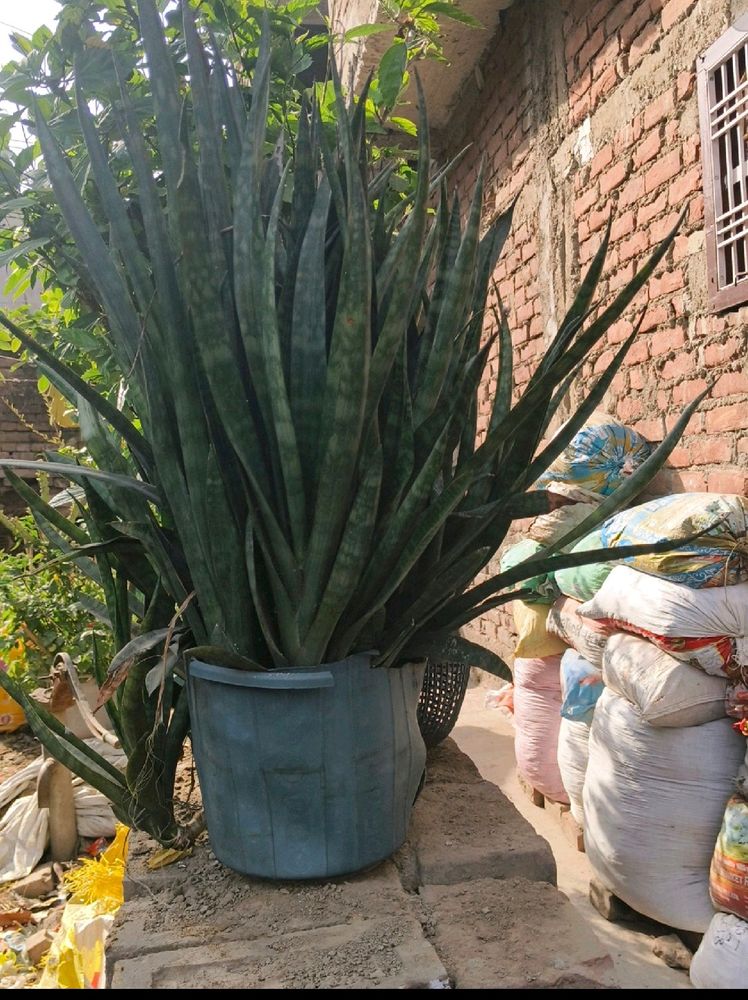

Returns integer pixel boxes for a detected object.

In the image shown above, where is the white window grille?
[698,15,748,310]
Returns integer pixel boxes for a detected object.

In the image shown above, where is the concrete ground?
[452,685,692,990]
[104,689,693,989]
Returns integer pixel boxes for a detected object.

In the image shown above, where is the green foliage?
[0,512,112,687]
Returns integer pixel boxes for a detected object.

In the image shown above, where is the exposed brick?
[705,403,748,434]
[668,165,702,207]
[629,18,661,67]
[661,352,694,380]
[565,18,590,64]
[618,229,651,262]
[637,190,668,226]
[643,89,675,131]
[644,149,681,193]
[634,129,663,168]
[649,268,686,298]
[605,0,638,36]
[708,469,748,495]
[676,69,695,101]
[673,377,709,405]
[712,371,748,397]
[636,417,665,442]
[627,340,651,365]
[578,24,605,69]
[650,210,681,241]
[619,174,646,207]
[640,304,672,332]
[662,0,697,33]
[590,143,614,176]
[667,445,692,468]
[574,185,599,218]
[704,337,744,367]
[610,210,635,241]
[591,64,618,106]
[649,325,685,355]
[690,436,733,465]
[600,159,629,195]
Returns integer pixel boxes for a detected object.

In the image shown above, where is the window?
[698,15,748,311]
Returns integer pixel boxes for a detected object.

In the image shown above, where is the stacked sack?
[573,501,748,935]
[501,413,651,806]
[689,723,748,986]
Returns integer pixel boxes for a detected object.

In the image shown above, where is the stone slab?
[110,915,448,990]
[401,780,557,887]
[421,877,616,989]
[111,839,414,961]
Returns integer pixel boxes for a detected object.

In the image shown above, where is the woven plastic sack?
[512,601,568,658]
[513,655,568,803]
[560,648,604,723]
[710,795,748,921]
[603,633,729,727]
[557,717,590,825]
[528,482,602,546]
[553,530,613,602]
[690,913,748,989]
[534,418,651,497]
[599,493,748,588]
[499,539,556,604]
[581,565,748,674]
[546,596,612,667]
[584,689,744,932]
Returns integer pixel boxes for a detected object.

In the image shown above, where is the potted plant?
[0,0,704,877]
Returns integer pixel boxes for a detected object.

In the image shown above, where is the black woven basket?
[416,660,471,749]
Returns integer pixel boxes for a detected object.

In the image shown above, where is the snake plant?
[0,0,704,843]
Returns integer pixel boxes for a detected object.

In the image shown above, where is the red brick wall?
[437,0,748,659]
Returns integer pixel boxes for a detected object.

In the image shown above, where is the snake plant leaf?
[298,64,373,637]
[0,458,160,502]
[2,467,89,546]
[532,215,612,383]
[395,631,511,680]
[290,178,332,495]
[97,627,175,708]
[301,428,383,662]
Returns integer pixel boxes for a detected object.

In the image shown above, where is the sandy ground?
[452,685,693,990]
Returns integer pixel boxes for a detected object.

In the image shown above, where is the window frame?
[697,14,748,313]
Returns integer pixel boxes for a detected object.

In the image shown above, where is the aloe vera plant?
[0,0,705,845]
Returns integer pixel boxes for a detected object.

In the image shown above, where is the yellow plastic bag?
[0,685,25,734]
[512,601,568,658]
[36,824,129,990]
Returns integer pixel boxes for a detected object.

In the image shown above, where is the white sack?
[690,913,748,989]
[556,717,590,825]
[583,688,744,932]
[581,565,748,654]
[603,633,728,727]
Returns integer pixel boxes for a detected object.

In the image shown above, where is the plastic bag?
[710,795,748,921]
[512,601,568,658]
[552,530,613,602]
[690,913,748,989]
[559,649,604,723]
[499,539,556,604]
[534,418,651,497]
[0,662,25,734]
